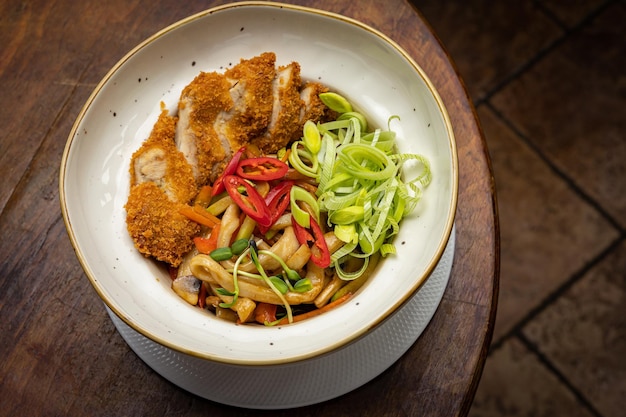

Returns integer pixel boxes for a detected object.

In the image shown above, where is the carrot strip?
[194,185,213,207]
[193,205,221,224]
[179,205,220,227]
[276,293,353,325]
[280,148,291,163]
[206,223,220,247]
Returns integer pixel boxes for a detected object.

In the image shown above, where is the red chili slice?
[223,175,272,228]
[211,147,246,197]
[236,157,289,181]
[292,216,331,268]
[264,180,294,205]
[258,181,295,233]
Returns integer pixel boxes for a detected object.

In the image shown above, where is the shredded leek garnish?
[292,93,431,281]
[303,120,322,154]
[319,92,353,113]
[290,186,320,228]
[288,142,319,179]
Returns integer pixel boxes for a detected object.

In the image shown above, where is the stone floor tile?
[490,3,626,228]
[539,0,608,28]
[476,106,619,341]
[411,0,562,100]
[468,337,595,417]
[522,240,626,417]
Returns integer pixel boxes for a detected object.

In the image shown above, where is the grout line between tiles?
[531,0,616,32]
[483,235,624,417]
[490,234,624,352]
[531,0,569,31]
[480,0,624,357]
[463,1,621,415]
[475,0,617,108]
[517,333,606,417]
[483,101,625,234]
[474,35,563,107]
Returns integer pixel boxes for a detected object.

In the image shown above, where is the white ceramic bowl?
[60,1,457,398]
[108,227,455,408]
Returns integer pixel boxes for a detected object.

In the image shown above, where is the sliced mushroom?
[171,275,201,305]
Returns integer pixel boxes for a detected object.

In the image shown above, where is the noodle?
[217,203,240,248]
[220,226,301,273]
[190,254,325,304]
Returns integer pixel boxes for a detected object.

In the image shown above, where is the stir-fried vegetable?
[291,216,331,268]
[178,91,430,325]
[211,147,246,197]
[179,204,220,228]
[237,157,289,181]
[248,240,294,323]
[261,180,294,233]
[290,185,320,228]
[289,94,431,280]
[223,175,272,228]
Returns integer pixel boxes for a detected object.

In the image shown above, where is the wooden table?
[0,1,499,415]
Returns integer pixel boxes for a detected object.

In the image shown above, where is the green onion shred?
[291,92,431,281]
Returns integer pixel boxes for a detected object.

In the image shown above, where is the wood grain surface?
[0,1,499,416]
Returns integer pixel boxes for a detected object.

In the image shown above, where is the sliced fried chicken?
[176,71,233,186]
[252,62,305,154]
[130,109,197,203]
[218,52,276,151]
[299,81,334,127]
[176,53,277,185]
[126,52,335,268]
[126,182,200,267]
[126,110,200,266]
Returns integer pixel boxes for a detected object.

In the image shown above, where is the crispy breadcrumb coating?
[222,52,276,150]
[125,182,200,266]
[300,81,335,127]
[126,109,199,266]
[130,109,197,202]
[254,62,304,153]
[177,71,233,186]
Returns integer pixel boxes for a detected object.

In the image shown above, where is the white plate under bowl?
[108,227,455,409]
[61,2,457,370]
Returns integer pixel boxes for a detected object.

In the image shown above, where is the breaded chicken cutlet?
[126,110,200,266]
[126,52,333,267]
